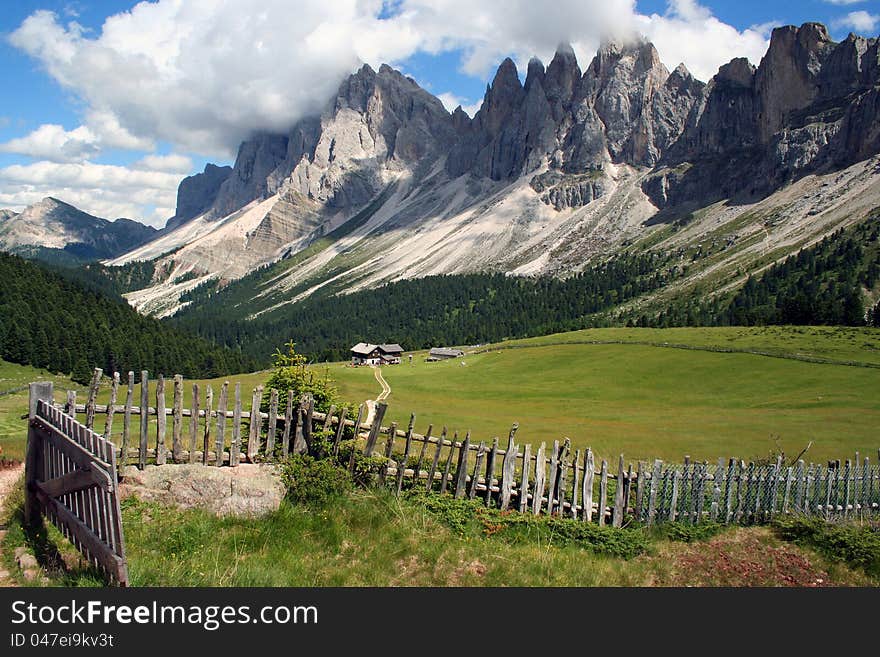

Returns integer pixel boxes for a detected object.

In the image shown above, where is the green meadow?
[1,326,878,466]
[329,332,879,465]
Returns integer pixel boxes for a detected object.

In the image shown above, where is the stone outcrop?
[120,464,285,517]
[530,169,606,210]
[165,163,232,230]
[644,23,880,209]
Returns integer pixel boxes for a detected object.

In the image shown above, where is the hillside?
[0,197,157,264]
[166,214,880,365]
[107,22,880,323]
[0,252,256,384]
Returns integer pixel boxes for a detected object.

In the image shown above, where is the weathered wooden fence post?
[246,386,263,462]
[138,370,149,470]
[24,381,53,528]
[582,449,595,522]
[612,454,625,527]
[453,432,471,499]
[518,442,532,513]
[172,375,183,462]
[363,402,388,457]
[499,426,518,511]
[155,375,167,466]
[120,372,134,469]
[598,460,608,526]
[85,368,102,430]
[103,372,119,443]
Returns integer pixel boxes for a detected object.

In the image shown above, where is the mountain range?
[6,22,880,322]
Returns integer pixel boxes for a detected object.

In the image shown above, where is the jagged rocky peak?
[544,43,582,117]
[451,105,472,133]
[166,163,233,230]
[667,63,697,87]
[477,57,526,135]
[755,22,835,141]
[524,57,546,91]
[579,37,674,167]
[0,196,157,259]
[717,57,756,87]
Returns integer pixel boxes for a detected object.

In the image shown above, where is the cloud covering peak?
[9,0,774,159]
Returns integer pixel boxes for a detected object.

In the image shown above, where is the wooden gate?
[24,382,128,586]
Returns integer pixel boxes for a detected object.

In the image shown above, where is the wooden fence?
[55,368,880,527]
[24,382,128,586]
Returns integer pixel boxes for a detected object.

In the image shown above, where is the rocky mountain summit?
[0,197,157,262]
[112,22,880,317]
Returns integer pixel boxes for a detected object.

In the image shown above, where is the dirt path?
[373,367,391,402]
[363,366,392,427]
[0,463,24,587]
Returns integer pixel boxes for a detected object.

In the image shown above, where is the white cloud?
[0,161,182,226]
[833,10,880,33]
[436,92,482,118]
[825,1,867,6]
[0,114,153,164]
[133,153,193,174]
[635,1,772,81]
[9,0,774,161]
[0,124,100,162]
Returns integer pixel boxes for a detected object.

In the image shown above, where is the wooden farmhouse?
[350,343,404,366]
[427,347,465,361]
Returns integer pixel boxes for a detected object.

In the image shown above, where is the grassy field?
[0,360,86,461]
[326,326,880,464]
[2,326,878,466]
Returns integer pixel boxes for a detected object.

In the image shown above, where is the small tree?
[263,341,340,413]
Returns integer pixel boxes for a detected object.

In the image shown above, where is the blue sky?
[0,0,878,226]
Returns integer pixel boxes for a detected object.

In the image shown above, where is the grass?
[2,485,874,587]
[3,326,877,468]
[327,327,880,464]
[0,360,86,462]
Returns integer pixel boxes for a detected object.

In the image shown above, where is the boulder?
[120,464,285,517]
[16,552,38,571]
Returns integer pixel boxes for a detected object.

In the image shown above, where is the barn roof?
[429,347,464,357]
[379,343,404,354]
[350,342,377,355]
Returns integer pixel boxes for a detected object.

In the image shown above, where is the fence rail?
[55,368,880,528]
[24,382,128,586]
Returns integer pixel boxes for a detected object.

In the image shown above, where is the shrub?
[773,517,880,577]
[408,491,649,559]
[280,454,352,506]
[263,341,341,414]
[335,440,387,487]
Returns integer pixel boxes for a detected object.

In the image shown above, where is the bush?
[263,341,341,414]
[280,454,352,506]
[335,440,387,487]
[408,491,649,559]
[773,517,880,577]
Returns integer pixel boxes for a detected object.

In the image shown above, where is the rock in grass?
[17,553,38,570]
[120,464,285,517]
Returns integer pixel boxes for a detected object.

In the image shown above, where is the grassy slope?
[0,361,85,461]
[2,487,873,587]
[3,326,878,466]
